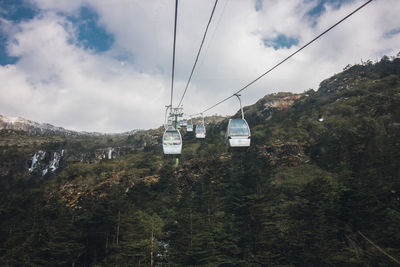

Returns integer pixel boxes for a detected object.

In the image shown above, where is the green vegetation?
[0,56,399,266]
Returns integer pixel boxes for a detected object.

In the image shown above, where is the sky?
[0,0,399,133]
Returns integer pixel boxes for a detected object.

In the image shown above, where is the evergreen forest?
[0,56,399,266]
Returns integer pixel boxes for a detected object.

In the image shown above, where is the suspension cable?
[190,0,374,116]
[177,0,219,108]
[358,231,400,265]
[199,0,230,70]
[170,0,179,107]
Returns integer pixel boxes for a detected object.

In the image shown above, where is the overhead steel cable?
[191,0,374,116]
[177,0,219,108]
[170,0,179,107]
[199,0,230,70]
[358,231,400,265]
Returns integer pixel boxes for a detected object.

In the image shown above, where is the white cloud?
[1,12,169,132]
[0,0,399,132]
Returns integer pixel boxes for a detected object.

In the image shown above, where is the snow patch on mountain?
[0,114,105,136]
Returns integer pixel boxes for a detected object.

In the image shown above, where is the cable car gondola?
[195,115,206,138]
[226,94,251,147]
[187,118,193,132]
[181,119,187,127]
[226,119,251,147]
[195,124,206,138]
[162,126,182,155]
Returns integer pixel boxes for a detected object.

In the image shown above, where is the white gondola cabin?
[226,119,251,147]
[195,124,206,139]
[186,118,193,132]
[226,94,251,147]
[162,126,182,154]
[187,123,193,132]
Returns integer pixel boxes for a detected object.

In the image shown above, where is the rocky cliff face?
[0,130,142,184]
[261,142,309,167]
[0,115,146,182]
[25,145,141,176]
[28,150,64,176]
[242,92,303,120]
[94,146,135,161]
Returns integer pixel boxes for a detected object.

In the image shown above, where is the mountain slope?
[0,56,399,266]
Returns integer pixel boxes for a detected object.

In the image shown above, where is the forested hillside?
[0,56,399,266]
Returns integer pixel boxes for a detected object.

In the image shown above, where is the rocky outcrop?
[262,94,302,111]
[240,92,303,122]
[261,141,309,167]
[26,145,137,176]
[318,73,363,94]
[56,172,126,209]
[28,149,64,176]
[94,146,135,162]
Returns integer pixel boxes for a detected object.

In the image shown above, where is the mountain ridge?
[0,55,399,266]
[0,114,104,136]
[0,114,142,136]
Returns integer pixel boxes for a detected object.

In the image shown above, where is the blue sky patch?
[255,0,263,11]
[384,28,400,39]
[0,0,38,21]
[0,36,18,65]
[114,52,134,63]
[67,7,114,53]
[306,0,354,17]
[264,34,299,50]
[0,0,38,65]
